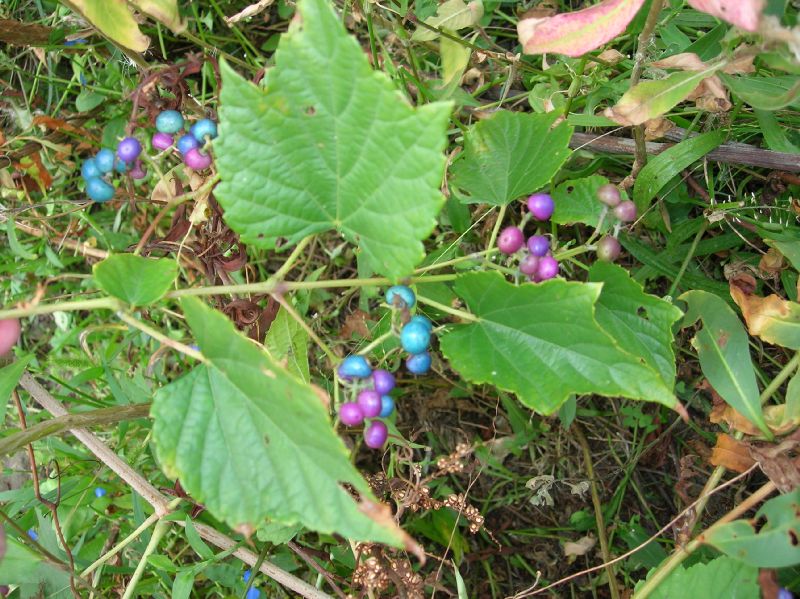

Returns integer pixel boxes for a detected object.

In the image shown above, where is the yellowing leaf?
[62,0,149,51]
[413,0,483,42]
[730,283,800,350]
[517,0,645,58]
[441,36,471,85]
[130,0,185,33]
[687,0,764,32]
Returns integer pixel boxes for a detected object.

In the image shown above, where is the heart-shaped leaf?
[151,297,404,544]
[215,0,452,280]
[450,111,572,206]
[552,175,624,232]
[439,272,677,415]
[93,254,178,306]
[517,0,645,57]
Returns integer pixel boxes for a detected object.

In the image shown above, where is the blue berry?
[406,352,431,375]
[778,590,794,599]
[27,528,38,541]
[372,369,395,394]
[337,355,371,379]
[386,285,415,308]
[117,137,141,163]
[400,321,430,354]
[243,569,252,583]
[246,587,262,599]
[155,110,184,134]
[379,395,395,418]
[190,118,218,142]
[527,235,549,257]
[94,149,115,173]
[86,177,115,203]
[81,158,101,180]
[409,315,432,332]
[177,134,200,155]
[94,487,107,498]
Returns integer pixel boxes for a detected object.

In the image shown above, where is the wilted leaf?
[130,0,185,32]
[61,0,149,51]
[564,535,596,558]
[517,0,645,58]
[730,282,800,350]
[644,117,675,140]
[412,0,483,42]
[710,433,755,472]
[687,0,764,32]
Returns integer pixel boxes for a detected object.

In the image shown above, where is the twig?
[17,372,332,599]
[288,541,348,599]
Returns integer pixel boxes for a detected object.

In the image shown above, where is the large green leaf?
[702,488,800,567]
[93,254,178,306]
[589,262,683,389]
[215,0,452,280]
[633,130,726,212]
[552,175,624,232]
[264,306,310,382]
[0,536,72,598]
[438,272,677,415]
[61,0,149,51]
[634,556,759,599]
[450,111,572,206]
[151,297,403,544]
[680,291,769,436]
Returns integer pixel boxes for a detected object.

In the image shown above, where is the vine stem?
[357,330,395,357]
[0,297,120,320]
[666,221,708,298]
[121,519,171,599]
[487,205,507,252]
[273,236,314,281]
[416,295,478,322]
[117,311,207,363]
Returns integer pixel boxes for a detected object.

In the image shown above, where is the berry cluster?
[336,285,434,450]
[80,109,218,203]
[497,192,560,283]
[593,183,636,263]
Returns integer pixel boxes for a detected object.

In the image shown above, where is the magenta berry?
[527,235,549,257]
[0,318,21,356]
[339,402,365,426]
[536,256,559,280]
[596,236,621,262]
[372,369,395,395]
[497,226,524,254]
[130,162,147,180]
[357,389,382,418]
[614,200,637,223]
[527,193,554,221]
[152,132,174,151]
[364,420,388,448]
[596,184,621,207]
[519,254,540,275]
[184,148,212,170]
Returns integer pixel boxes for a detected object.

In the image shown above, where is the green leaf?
[184,517,214,560]
[755,109,800,154]
[6,218,37,260]
[783,369,800,427]
[439,272,677,415]
[608,67,723,126]
[552,175,625,232]
[75,88,106,112]
[412,0,483,41]
[635,556,758,599]
[172,569,195,599]
[256,520,302,544]
[151,297,403,544]
[441,35,470,86]
[93,254,178,306]
[61,0,149,51]
[703,488,800,567]
[215,0,452,280]
[0,356,31,415]
[679,291,769,436]
[450,111,573,206]
[264,306,310,382]
[589,262,683,389]
[633,130,726,212]
[719,74,800,110]
[0,536,72,598]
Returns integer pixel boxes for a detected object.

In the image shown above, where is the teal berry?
[337,355,371,379]
[406,352,431,375]
[94,149,115,173]
[386,285,415,308]
[155,110,184,134]
[400,320,430,354]
[81,158,101,180]
[86,177,115,202]
[409,315,432,332]
[190,118,218,141]
[114,158,129,174]
[379,395,394,418]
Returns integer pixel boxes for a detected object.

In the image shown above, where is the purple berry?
[614,200,637,223]
[117,137,141,163]
[527,235,549,257]
[184,148,212,170]
[497,226,524,254]
[357,389,382,418]
[597,184,621,207]
[372,369,395,394]
[536,256,559,281]
[130,161,147,180]
[519,254,540,275]
[596,236,621,262]
[152,132,174,151]
[527,193,554,221]
[339,402,365,426]
[364,420,388,448]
